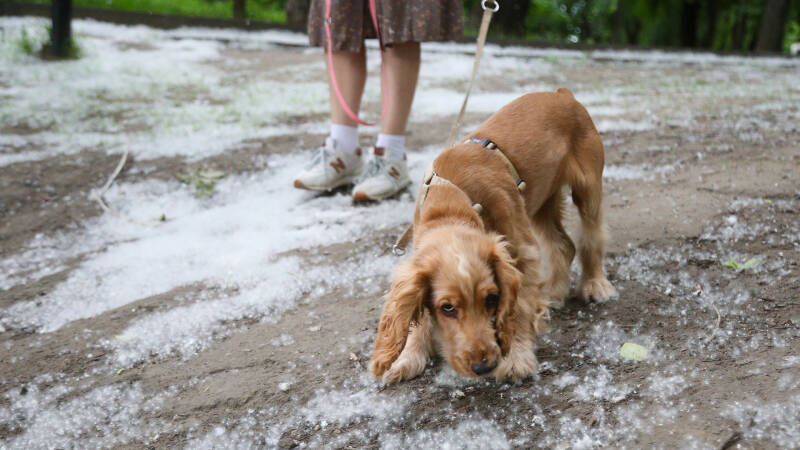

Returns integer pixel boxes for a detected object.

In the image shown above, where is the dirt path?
[1,18,799,449]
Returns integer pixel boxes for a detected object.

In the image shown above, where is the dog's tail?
[556,87,575,98]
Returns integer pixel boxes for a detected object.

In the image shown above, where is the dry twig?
[92,146,160,227]
[704,300,722,344]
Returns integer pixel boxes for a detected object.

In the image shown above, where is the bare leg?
[327,48,367,127]
[380,42,421,135]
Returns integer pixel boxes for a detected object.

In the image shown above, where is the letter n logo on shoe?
[330,158,346,173]
[388,167,401,179]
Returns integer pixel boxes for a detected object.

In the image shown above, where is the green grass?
[17,0,286,23]
[16,25,82,59]
[41,34,82,59]
[785,20,800,54]
[177,168,226,198]
[16,28,37,55]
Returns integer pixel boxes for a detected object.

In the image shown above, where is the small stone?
[309,326,321,332]
[277,436,296,449]
[450,389,465,399]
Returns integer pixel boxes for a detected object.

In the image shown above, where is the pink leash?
[324,0,388,126]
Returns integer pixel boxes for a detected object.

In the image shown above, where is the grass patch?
[17,28,38,55]
[177,168,226,198]
[41,34,82,59]
[16,0,286,23]
[14,26,82,59]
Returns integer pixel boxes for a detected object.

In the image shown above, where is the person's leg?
[328,47,367,130]
[293,48,367,191]
[327,48,367,154]
[352,42,420,201]
[376,42,421,160]
[381,42,420,136]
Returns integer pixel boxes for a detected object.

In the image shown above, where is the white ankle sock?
[330,124,359,155]
[375,133,406,160]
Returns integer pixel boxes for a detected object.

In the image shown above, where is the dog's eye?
[441,304,457,317]
[484,294,499,310]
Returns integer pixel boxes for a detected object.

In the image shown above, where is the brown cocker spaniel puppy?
[371,89,617,383]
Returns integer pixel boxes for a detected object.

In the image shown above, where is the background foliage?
[15,0,800,53]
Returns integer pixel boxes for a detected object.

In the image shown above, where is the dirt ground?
[1,19,799,449]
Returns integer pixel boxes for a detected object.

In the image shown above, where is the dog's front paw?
[369,356,395,378]
[382,353,427,384]
[544,280,570,310]
[494,346,538,380]
[580,277,618,303]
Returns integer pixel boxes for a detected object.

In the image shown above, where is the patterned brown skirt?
[308,0,464,52]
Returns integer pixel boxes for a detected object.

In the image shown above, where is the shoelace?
[356,156,390,183]
[306,145,333,170]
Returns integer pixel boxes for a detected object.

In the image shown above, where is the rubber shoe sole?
[352,180,411,202]
[293,174,359,192]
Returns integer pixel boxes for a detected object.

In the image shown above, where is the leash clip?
[391,244,406,256]
[481,0,500,12]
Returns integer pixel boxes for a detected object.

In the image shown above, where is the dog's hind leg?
[531,190,575,308]
[568,136,618,303]
[382,313,434,383]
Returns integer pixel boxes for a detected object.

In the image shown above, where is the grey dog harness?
[392,138,526,256]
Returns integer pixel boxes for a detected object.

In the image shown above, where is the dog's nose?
[471,359,497,375]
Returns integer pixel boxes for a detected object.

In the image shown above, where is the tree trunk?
[731,7,746,50]
[233,0,246,20]
[491,0,530,36]
[625,14,641,45]
[754,0,790,52]
[285,0,311,29]
[578,3,593,43]
[700,0,718,48]
[611,0,626,45]
[49,0,72,58]
[680,0,699,47]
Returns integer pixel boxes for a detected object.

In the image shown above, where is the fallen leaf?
[620,342,649,361]
[724,258,759,272]
[724,260,740,270]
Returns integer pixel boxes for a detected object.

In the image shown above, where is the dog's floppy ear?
[490,238,521,356]
[370,259,430,378]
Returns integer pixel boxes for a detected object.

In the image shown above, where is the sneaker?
[293,137,363,191]
[352,147,411,201]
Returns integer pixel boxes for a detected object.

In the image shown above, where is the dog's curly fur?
[371,89,617,383]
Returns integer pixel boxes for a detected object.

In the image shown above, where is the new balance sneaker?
[293,137,363,191]
[352,147,411,201]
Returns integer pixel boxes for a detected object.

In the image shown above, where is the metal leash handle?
[482,0,500,12]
